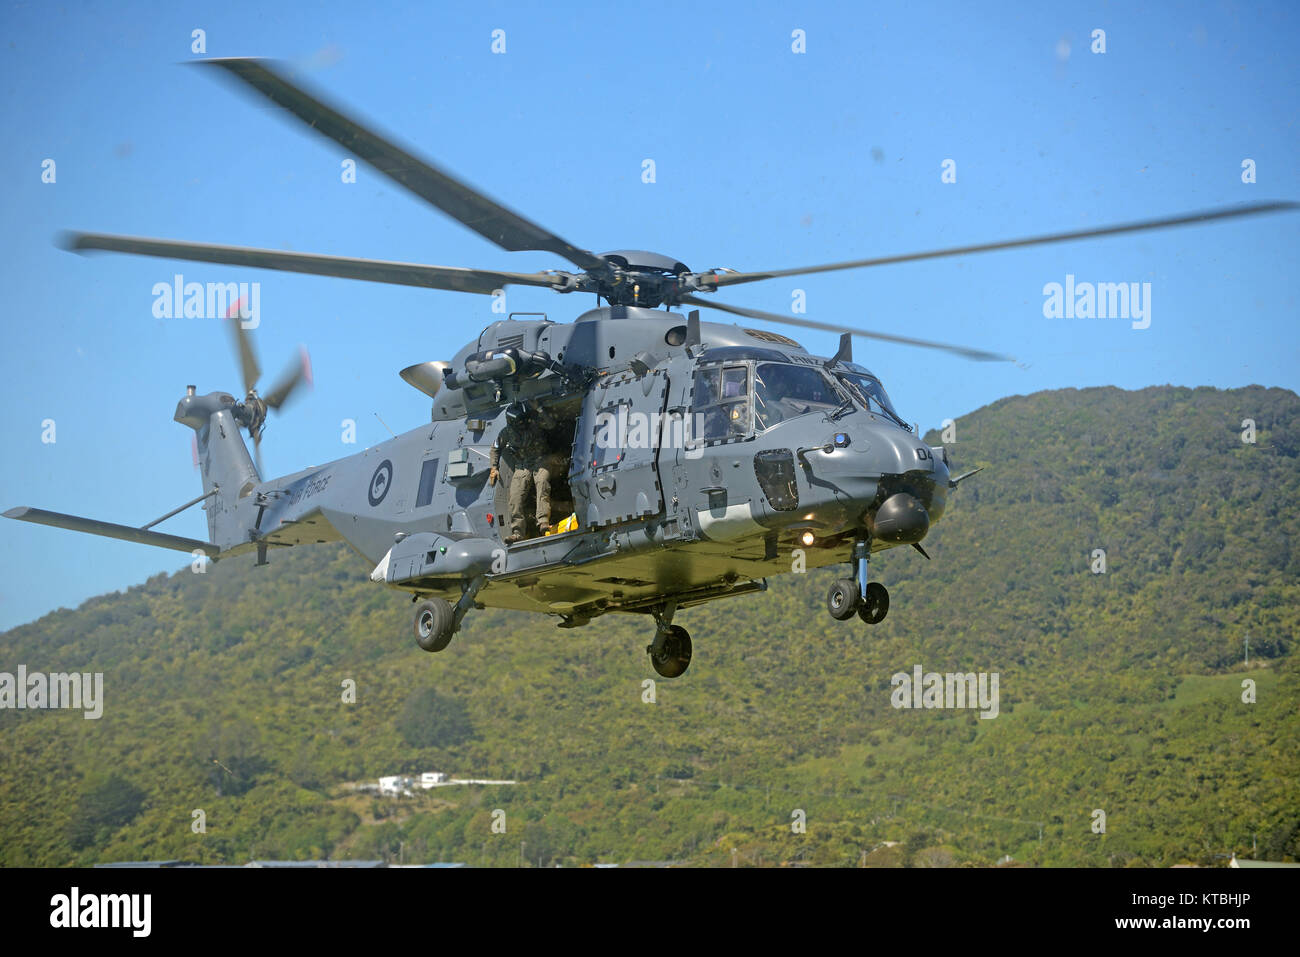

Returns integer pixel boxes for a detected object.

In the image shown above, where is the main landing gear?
[411,575,486,653]
[646,600,692,678]
[413,597,455,651]
[826,539,890,625]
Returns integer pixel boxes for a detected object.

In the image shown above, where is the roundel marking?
[368,459,394,507]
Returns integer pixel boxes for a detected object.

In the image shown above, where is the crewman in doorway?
[489,401,557,544]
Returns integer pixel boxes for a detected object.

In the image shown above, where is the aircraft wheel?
[857,582,890,624]
[413,597,455,652]
[827,579,860,620]
[650,625,692,678]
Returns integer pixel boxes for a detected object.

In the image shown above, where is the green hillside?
[1,384,1296,867]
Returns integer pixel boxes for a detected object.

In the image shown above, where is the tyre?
[826,579,860,620]
[413,597,455,652]
[857,582,890,624]
[650,625,693,678]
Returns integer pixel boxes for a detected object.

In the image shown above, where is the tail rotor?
[224,301,312,477]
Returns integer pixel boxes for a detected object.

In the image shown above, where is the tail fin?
[174,388,259,548]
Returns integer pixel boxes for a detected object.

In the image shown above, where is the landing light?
[799,530,816,547]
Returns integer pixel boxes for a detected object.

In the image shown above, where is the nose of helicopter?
[870,429,949,536]
[751,416,952,547]
[793,424,949,540]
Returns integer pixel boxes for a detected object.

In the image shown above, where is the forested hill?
[1,384,1296,867]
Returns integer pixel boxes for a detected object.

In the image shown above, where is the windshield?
[835,371,908,427]
[753,363,842,431]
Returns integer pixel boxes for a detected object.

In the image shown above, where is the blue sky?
[1,0,1297,629]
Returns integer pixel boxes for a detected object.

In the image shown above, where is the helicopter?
[6,58,1294,678]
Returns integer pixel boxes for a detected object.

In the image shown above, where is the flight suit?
[490,407,556,541]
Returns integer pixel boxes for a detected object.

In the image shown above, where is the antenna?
[374,412,396,437]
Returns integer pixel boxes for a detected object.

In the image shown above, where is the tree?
[397,687,474,749]
[67,774,146,850]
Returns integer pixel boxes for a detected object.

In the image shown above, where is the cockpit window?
[753,363,841,431]
[835,371,907,427]
[693,364,752,440]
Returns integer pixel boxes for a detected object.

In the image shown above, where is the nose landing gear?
[825,538,890,625]
[826,579,860,620]
[858,582,889,624]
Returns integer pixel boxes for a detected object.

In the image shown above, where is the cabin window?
[753,449,799,510]
[590,402,627,470]
[415,458,440,507]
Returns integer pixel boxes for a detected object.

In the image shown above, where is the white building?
[420,772,450,788]
[378,775,413,796]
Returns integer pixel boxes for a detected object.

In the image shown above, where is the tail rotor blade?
[225,302,261,395]
[264,346,312,410]
[252,430,264,479]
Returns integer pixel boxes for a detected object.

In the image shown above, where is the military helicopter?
[7,59,1293,678]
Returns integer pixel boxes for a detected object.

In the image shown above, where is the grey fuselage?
[189,306,950,623]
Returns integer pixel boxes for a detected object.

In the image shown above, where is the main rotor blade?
[678,294,1013,362]
[708,201,1299,288]
[197,58,607,273]
[64,232,563,295]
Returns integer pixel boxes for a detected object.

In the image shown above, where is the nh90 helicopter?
[7,59,1293,677]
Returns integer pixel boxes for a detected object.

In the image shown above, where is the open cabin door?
[571,367,669,529]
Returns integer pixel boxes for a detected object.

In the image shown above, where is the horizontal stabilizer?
[3,507,220,557]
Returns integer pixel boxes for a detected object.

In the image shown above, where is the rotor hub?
[588,251,693,308]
